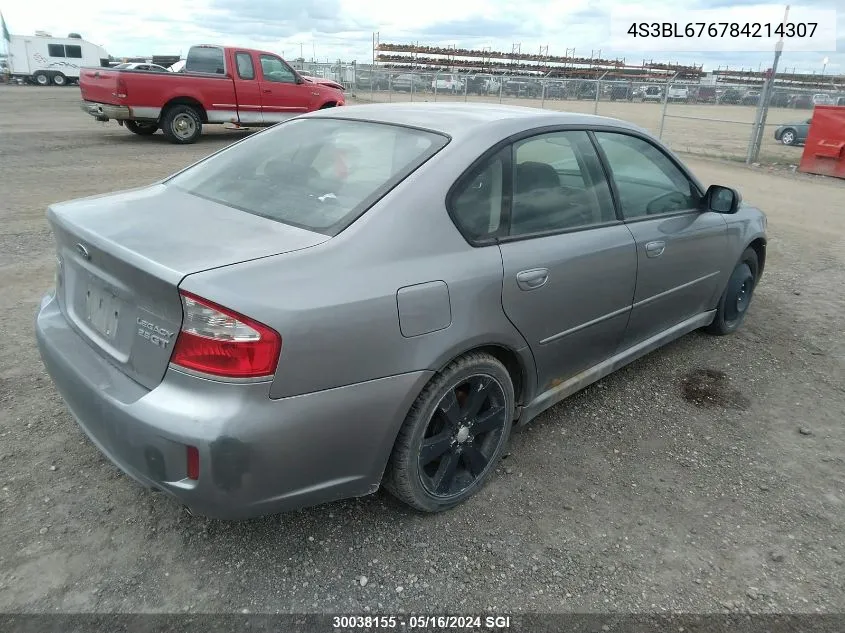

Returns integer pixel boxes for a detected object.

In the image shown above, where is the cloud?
[416,18,535,39]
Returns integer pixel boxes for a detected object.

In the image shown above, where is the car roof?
[304,102,645,141]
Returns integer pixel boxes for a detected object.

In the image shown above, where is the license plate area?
[85,283,122,341]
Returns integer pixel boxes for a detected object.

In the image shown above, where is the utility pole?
[747,4,789,164]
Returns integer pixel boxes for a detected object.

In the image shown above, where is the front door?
[257,54,313,121]
[496,131,637,392]
[592,131,728,349]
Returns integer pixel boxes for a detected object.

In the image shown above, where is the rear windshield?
[186,46,225,74]
[167,118,448,235]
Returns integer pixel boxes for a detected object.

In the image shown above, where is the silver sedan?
[35,103,767,518]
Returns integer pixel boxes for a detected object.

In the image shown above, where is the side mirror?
[295,75,304,84]
[704,184,742,214]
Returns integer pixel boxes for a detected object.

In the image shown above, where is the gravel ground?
[1,86,844,616]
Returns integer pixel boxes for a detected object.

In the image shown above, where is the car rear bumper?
[35,292,431,519]
[80,100,131,121]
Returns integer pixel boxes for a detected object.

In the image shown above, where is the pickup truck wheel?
[125,120,158,136]
[161,105,202,144]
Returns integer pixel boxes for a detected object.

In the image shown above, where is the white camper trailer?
[7,32,110,85]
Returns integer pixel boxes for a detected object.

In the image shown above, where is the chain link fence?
[346,68,845,164]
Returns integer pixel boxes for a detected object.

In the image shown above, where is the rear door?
[593,131,727,350]
[257,53,312,120]
[454,130,637,393]
[232,51,262,124]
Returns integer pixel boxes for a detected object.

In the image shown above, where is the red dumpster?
[798,105,845,179]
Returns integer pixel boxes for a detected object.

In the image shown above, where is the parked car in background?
[718,88,742,104]
[35,103,767,518]
[667,85,689,102]
[574,81,598,100]
[741,90,761,106]
[505,78,542,98]
[609,83,634,101]
[641,85,663,102]
[695,86,717,103]
[812,93,834,106]
[466,74,500,95]
[768,90,792,108]
[112,62,170,72]
[544,80,567,99]
[788,94,814,109]
[432,73,463,93]
[393,73,426,93]
[837,96,845,106]
[355,70,389,90]
[78,44,345,143]
[774,118,812,145]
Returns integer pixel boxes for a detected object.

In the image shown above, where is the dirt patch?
[680,368,751,410]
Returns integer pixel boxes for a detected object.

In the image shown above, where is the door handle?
[516,268,549,290]
[645,241,666,258]
[262,89,272,94]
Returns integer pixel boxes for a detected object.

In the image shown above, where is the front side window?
[594,132,699,219]
[260,55,296,83]
[509,131,616,236]
[47,44,65,58]
[65,45,82,59]
[167,119,447,235]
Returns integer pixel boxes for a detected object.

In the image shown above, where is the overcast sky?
[2,0,842,74]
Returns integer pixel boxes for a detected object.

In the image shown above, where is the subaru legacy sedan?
[36,103,767,519]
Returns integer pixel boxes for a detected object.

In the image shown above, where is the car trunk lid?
[49,184,329,390]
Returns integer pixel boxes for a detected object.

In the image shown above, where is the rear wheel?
[161,105,202,144]
[125,120,158,136]
[385,352,514,512]
[52,73,67,86]
[706,247,759,335]
[33,72,49,86]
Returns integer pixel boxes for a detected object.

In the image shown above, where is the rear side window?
[235,53,254,80]
[449,148,508,242]
[65,45,82,58]
[186,46,225,74]
[167,119,448,235]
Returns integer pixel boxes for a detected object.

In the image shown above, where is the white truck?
[7,32,110,86]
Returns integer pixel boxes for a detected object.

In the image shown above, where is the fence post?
[370,70,375,102]
[410,71,415,102]
[594,71,608,115]
[657,73,678,140]
[433,72,438,101]
[499,77,504,103]
[541,79,546,108]
[388,73,392,102]
[464,75,468,102]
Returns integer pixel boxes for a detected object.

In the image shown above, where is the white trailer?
[7,32,110,86]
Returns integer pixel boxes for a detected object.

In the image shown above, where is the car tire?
[33,72,49,86]
[161,104,202,144]
[780,128,797,145]
[706,247,759,336]
[384,352,515,513]
[125,120,158,135]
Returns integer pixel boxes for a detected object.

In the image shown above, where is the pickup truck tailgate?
[79,68,124,105]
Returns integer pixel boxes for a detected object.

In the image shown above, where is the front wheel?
[125,120,158,136]
[780,128,797,145]
[706,247,759,335]
[161,105,202,144]
[384,352,515,513]
[52,73,67,86]
[33,72,49,86]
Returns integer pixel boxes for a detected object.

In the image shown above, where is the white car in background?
[112,62,170,72]
[812,93,834,106]
[667,86,689,102]
[432,73,463,93]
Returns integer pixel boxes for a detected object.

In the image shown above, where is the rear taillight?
[170,291,281,379]
[113,77,128,99]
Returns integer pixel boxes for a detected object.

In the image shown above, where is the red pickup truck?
[79,45,346,144]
